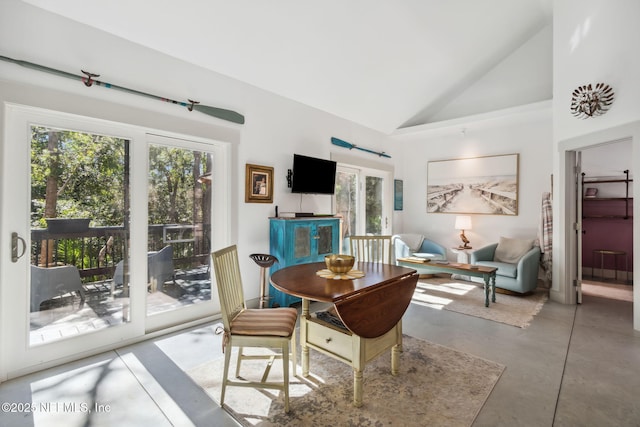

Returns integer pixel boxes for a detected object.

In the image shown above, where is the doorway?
[580,140,633,302]
[558,121,639,331]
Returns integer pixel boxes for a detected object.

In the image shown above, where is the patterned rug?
[412,277,548,328]
[187,335,504,427]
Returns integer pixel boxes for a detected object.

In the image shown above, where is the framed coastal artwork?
[245,163,274,203]
[427,153,519,215]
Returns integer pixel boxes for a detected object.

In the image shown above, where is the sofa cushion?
[475,261,518,278]
[412,252,445,260]
[396,234,424,252]
[494,237,533,264]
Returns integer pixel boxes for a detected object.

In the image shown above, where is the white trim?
[392,100,552,136]
[556,120,640,331]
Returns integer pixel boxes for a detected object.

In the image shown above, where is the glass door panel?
[365,176,384,234]
[293,225,311,259]
[146,144,212,316]
[334,165,391,242]
[335,167,358,252]
[317,225,334,254]
[29,126,130,346]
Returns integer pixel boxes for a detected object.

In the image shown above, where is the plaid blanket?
[538,192,552,282]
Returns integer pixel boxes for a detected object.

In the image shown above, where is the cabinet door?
[291,222,314,264]
[316,222,337,256]
[289,220,339,263]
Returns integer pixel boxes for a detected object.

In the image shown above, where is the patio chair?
[30,265,86,312]
[112,245,175,294]
[348,235,393,264]
[211,244,298,413]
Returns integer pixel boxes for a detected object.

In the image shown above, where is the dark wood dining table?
[270,261,418,407]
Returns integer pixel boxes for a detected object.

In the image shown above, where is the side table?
[450,247,472,281]
[592,249,628,282]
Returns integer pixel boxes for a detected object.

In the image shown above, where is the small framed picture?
[245,164,274,203]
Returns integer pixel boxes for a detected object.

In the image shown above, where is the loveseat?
[470,237,541,294]
[392,234,447,263]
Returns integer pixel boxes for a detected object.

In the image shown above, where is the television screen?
[291,154,337,194]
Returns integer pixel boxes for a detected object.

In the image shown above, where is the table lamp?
[455,215,472,249]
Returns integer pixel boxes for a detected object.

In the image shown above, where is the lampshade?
[454,215,472,230]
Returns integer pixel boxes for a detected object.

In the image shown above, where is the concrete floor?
[1,292,639,426]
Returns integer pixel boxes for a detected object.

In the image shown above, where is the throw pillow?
[494,236,534,264]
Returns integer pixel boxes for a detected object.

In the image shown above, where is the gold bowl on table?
[324,254,355,273]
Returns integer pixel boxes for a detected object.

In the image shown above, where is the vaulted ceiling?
[22,0,553,134]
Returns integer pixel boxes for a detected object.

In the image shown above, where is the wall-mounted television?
[291,154,337,195]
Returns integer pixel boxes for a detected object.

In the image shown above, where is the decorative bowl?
[324,254,355,273]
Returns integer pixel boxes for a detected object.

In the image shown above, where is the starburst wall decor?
[570,83,614,119]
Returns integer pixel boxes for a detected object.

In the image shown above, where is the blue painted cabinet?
[269,217,340,307]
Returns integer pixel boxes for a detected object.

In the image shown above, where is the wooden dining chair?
[211,245,298,413]
[349,235,394,264]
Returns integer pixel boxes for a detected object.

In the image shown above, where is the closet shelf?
[581,170,632,219]
[582,178,633,184]
[583,197,634,201]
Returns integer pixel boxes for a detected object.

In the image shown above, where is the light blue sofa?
[470,243,541,294]
[392,234,446,263]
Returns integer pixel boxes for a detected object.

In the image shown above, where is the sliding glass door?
[0,105,227,378]
[334,164,392,251]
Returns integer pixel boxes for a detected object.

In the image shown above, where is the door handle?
[11,232,26,263]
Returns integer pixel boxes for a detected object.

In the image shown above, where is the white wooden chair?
[211,245,298,413]
[349,235,394,264]
[348,235,402,350]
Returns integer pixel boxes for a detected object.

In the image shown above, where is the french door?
[334,164,392,251]
[0,104,226,379]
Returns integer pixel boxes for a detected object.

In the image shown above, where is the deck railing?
[31,223,210,283]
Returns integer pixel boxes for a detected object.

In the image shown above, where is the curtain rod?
[0,55,245,125]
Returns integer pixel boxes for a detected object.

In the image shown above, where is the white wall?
[0,0,398,301]
[553,0,640,142]
[391,110,553,256]
[553,0,640,328]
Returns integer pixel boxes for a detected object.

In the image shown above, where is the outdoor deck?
[30,265,211,345]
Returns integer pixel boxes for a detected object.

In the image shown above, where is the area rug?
[412,277,548,328]
[187,335,505,427]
